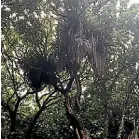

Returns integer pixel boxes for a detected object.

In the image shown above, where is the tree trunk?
[10,113,16,132]
[117,114,125,139]
[103,114,109,139]
[8,112,17,139]
[25,107,44,139]
[64,94,90,139]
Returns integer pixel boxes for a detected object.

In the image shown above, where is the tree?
[1,0,139,139]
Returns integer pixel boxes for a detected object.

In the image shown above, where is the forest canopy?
[1,0,139,139]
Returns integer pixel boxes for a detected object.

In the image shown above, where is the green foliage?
[1,0,139,139]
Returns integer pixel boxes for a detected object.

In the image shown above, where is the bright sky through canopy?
[129,0,139,6]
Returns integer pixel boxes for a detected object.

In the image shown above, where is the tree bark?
[64,94,90,139]
[103,114,109,139]
[10,113,16,132]
[117,114,125,139]
[25,107,44,139]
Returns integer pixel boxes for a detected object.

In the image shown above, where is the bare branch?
[35,93,41,109]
